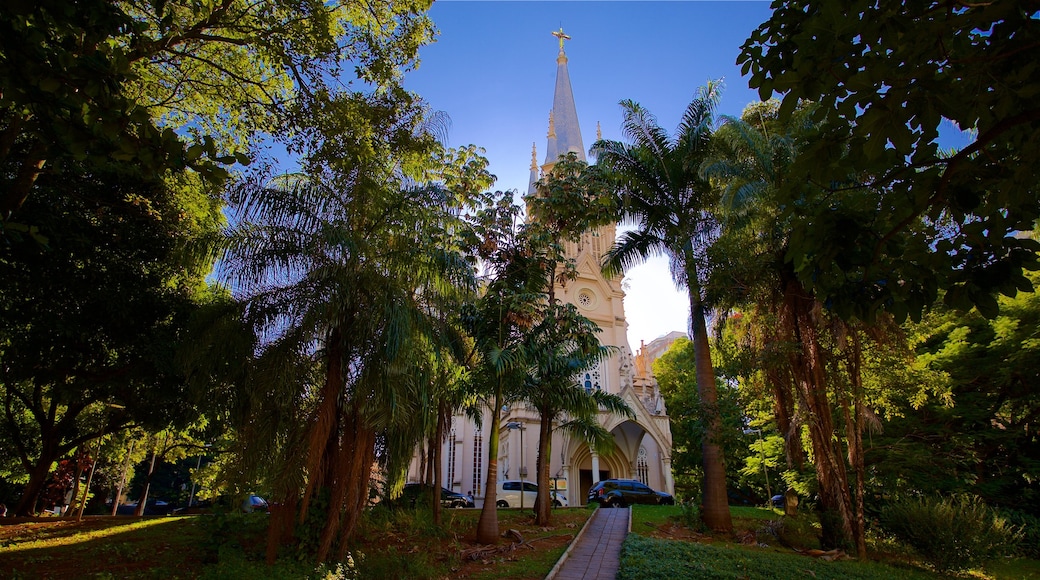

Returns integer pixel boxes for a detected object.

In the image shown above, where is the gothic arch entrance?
[567,419,668,505]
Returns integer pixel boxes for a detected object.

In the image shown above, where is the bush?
[879,495,1023,572]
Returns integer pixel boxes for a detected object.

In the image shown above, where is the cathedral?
[407,31,677,506]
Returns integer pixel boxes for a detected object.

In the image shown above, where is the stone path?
[547,507,629,580]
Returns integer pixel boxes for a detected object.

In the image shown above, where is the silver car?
[495,480,567,508]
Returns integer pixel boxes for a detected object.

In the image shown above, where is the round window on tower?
[576,289,596,309]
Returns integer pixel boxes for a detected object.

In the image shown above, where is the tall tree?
[591,83,733,532]
[461,191,547,545]
[704,100,874,552]
[520,303,632,526]
[0,164,224,516]
[652,337,749,502]
[522,153,628,526]
[871,277,1040,514]
[221,95,490,560]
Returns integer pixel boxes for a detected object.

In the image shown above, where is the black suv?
[587,479,675,507]
[389,483,475,509]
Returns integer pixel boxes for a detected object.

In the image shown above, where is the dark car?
[241,494,269,513]
[115,499,175,516]
[587,479,675,508]
[390,483,475,509]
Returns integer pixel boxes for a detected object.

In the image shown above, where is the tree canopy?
[738,0,1040,321]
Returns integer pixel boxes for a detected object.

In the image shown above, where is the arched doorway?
[567,419,667,505]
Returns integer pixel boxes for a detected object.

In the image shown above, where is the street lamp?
[506,421,526,509]
[743,428,771,508]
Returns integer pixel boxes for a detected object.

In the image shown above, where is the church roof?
[544,29,585,164]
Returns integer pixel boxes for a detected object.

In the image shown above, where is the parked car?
[388,484,475,509]
[495,480,567,508]
[241,494,269,513]
[587,479,675,507]
[115,499,175,516]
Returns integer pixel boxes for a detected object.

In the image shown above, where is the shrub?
[997,508,1040,559]
[678,499,707,532]
[879,495,1023,572]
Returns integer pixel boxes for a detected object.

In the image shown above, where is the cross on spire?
[552,28,571,52]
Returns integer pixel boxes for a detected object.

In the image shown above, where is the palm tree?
[462,195,549,544]
[224,173,478,560]
[520,302,632,525]
[591,81,732,532]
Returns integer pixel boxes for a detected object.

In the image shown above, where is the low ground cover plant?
[879,495,1023,573]
[616,534,936,580]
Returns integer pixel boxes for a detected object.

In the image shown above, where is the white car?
[495,480,567,508]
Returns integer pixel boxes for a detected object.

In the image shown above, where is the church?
[407,30,678,506]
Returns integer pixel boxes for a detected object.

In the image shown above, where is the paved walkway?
[548,507,629,580]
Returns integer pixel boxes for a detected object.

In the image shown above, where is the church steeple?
[527,142,540,196]
[544,28,585,166]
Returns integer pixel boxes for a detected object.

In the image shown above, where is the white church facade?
[406,31,679,506]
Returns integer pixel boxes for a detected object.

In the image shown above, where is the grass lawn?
[0,507,591,580]
[625,505,1040,580]
[3,506,1035,579]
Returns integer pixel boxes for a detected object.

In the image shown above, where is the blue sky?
[405,1,776,349]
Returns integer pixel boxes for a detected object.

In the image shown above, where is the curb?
[544,507,599,580]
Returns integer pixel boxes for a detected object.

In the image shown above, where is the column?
[561,465,571,504]
[662,455,675,495]
[591,449,601,484]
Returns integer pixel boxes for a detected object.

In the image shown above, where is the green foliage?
[199,511,271,560]
[654,337,746,498]
[879,495,1023,572]
[0,0,437,217]
[999,509,1040,559]
[0,159,228,514]
[868,279,1040,514]
[679,499,707,533]
[617,534,936,580]
[738,1,1040,321]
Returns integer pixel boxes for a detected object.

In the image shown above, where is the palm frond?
[601,229,668,279]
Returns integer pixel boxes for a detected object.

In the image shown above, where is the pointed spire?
[544,28,584,165]
[544,111,558,165]
[597,121,602,141]
[527,142,540,196]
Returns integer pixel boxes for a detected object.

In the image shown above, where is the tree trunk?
[475,386,503,544]
[15,456,57,516]
[68,454,84,516]
[111,440,135,516]
[333,407,376,561]
[783,279,855,550]
[843,331,868,557]
[134,445,160,517]
[432,405,446,526]
[534,411,553,525]
[689,278,732,532]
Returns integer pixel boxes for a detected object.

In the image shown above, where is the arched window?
[637,446,649,485]
[472,434,483,497]
[581,362,603,393]
[447,429,457,489]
